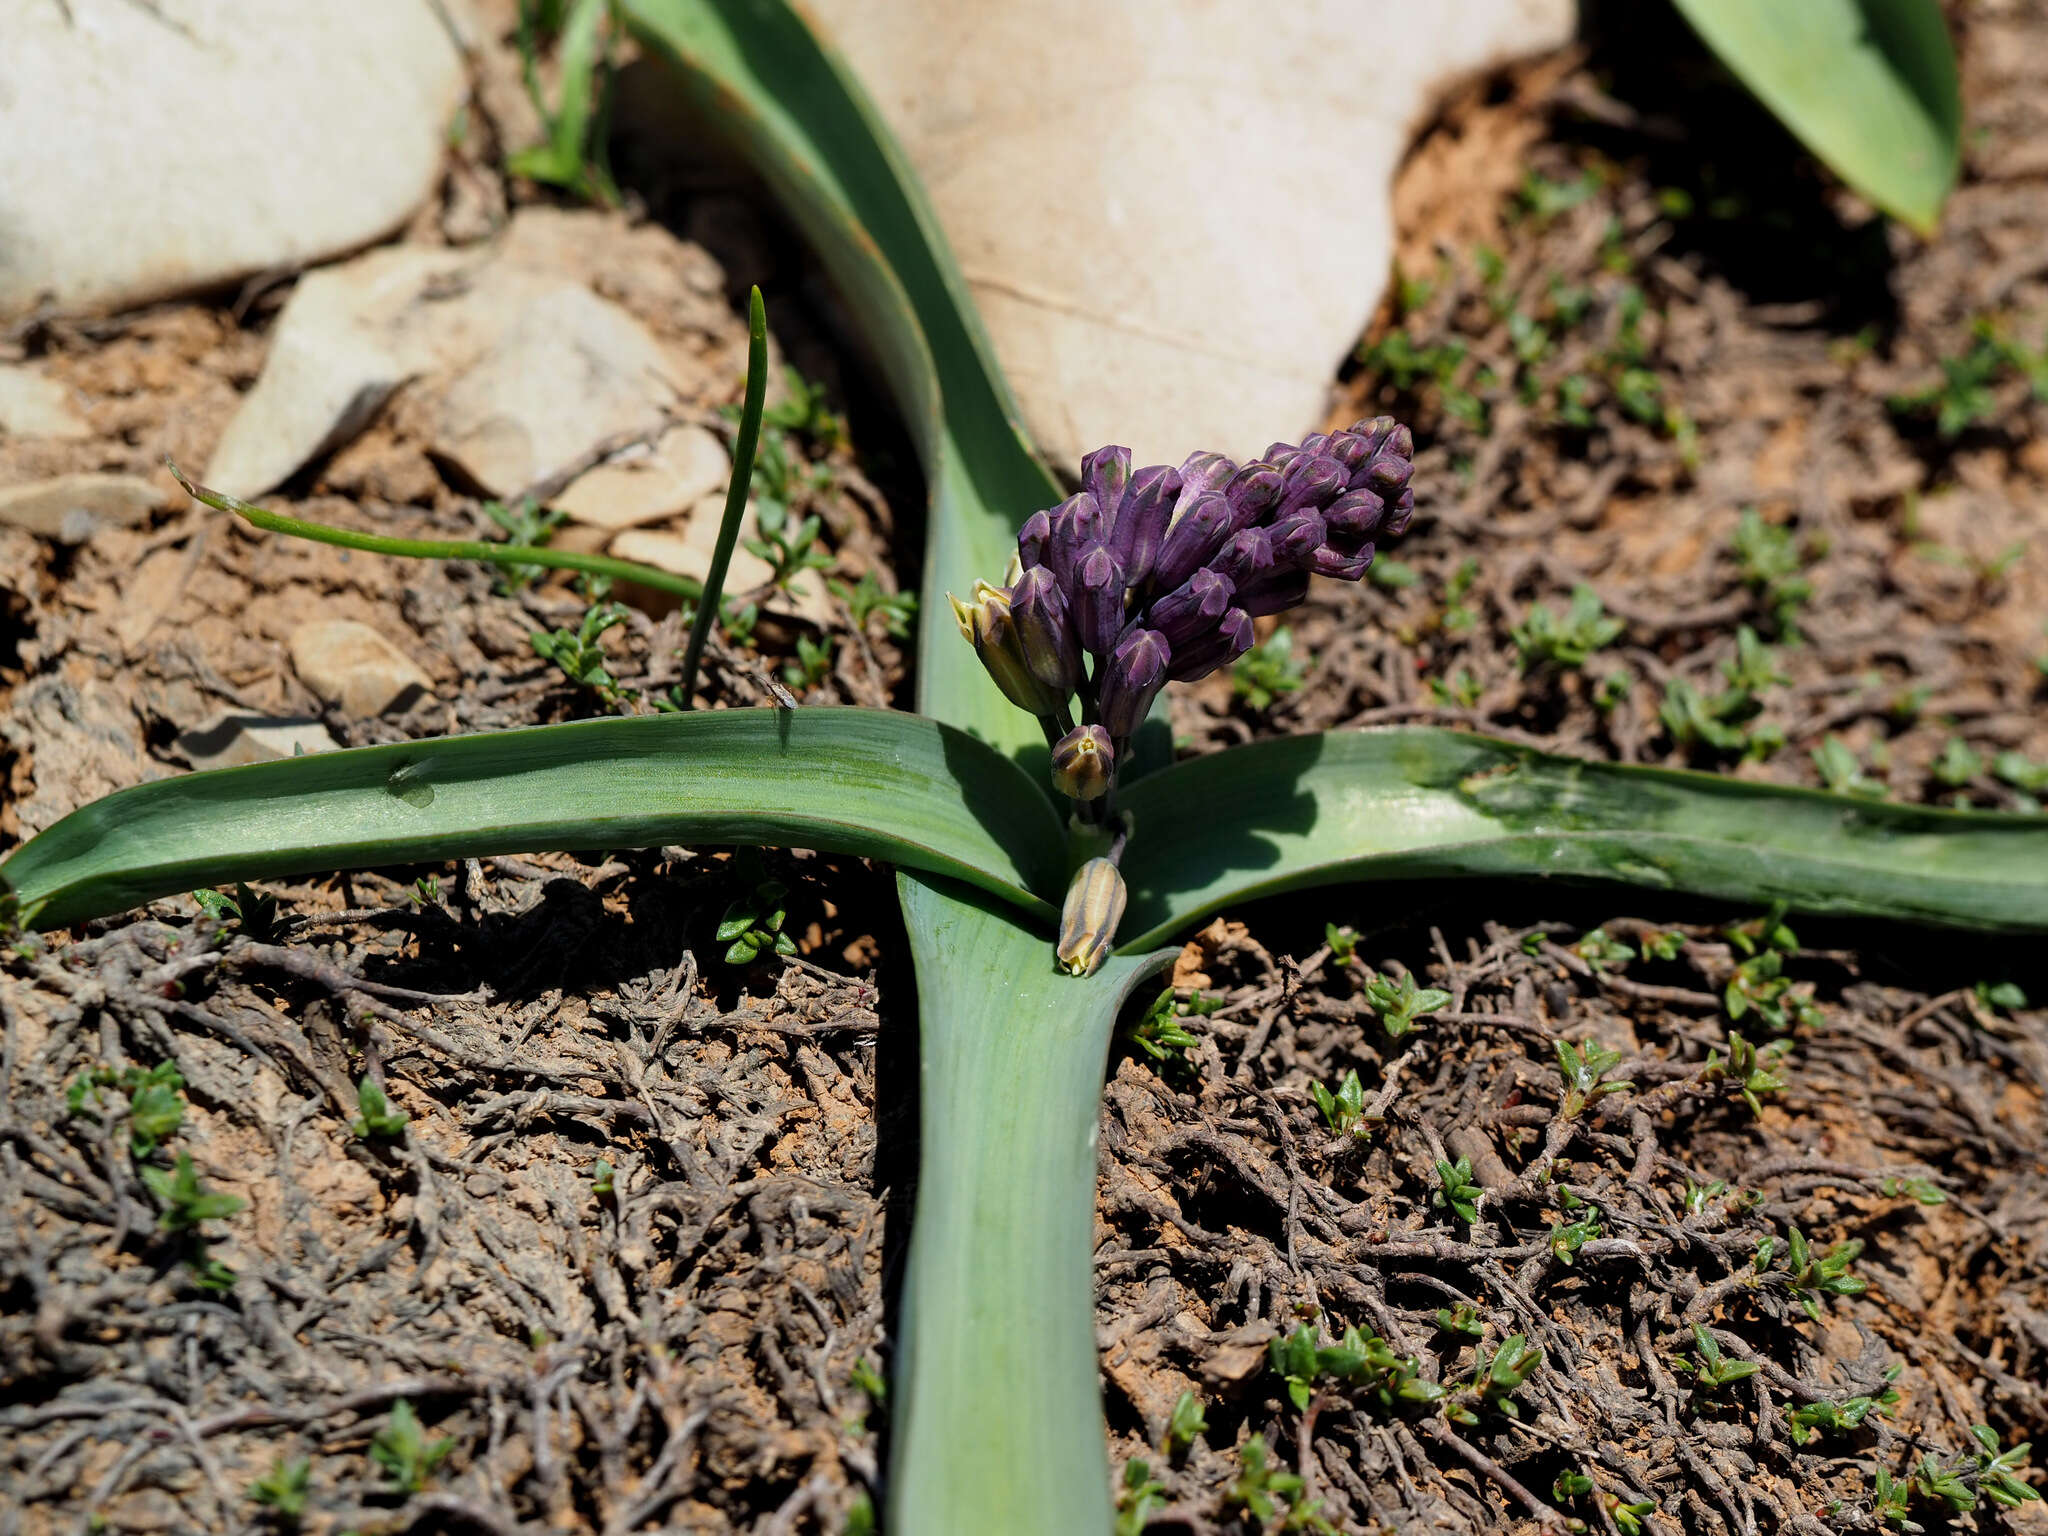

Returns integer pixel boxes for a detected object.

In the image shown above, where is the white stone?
[0,1,463,320]
[0,474,165,539]
[175,713,342,771]
[0,365,89,439]
[432,284,680,497]
[806,0,1575,470]
[289,620,434,717]
[556,425,732,532]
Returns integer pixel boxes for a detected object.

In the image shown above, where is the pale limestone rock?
[610,495,832,626]
[432,285,679,497]
[0,474,165,540]
[0,365,90,439]
[806,0,1575,469]
[0,1,463,321]
[175,714,342,771]
[289,621,434,717]
[556,425,732,532]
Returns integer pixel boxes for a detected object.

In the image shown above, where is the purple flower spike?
[1237,568,1311,617]
[1107,464,1181,587]
[1010,565,1080,694]
[1222,464,1285,529]
[1099,627,1171,739]
[1168,608,1255,683]
[1072,543,1126,658]
[1211,527,1275,587]
[1081,446,1132,528]
[1148,567,1234,649]
[1047,492,1106,587]
[1150,491,1236,594]
[1017,509,1053,571]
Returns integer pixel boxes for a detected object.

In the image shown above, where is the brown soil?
[3,5,2047,1535]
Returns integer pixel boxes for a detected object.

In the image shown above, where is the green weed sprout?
[1511,585,1623,669]
[369,1399,455,1494]
[350,1077,409,1140]
[1310,1068,1368,1137]
[1433,1156,1483,1224]
[1363,969,1453,1039]
[1232,626,1307,710]
[247,1456,312,1522]
[1681,1324,1758,1394]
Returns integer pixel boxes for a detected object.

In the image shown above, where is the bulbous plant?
[3,6,2043,1533]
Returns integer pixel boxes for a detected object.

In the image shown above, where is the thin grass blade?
[1116,727,2048,950]
[678,283,769,702]
[0,709,1064,931]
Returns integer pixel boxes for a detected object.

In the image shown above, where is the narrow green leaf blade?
[1,709,1062,930]
[1117,728,2048,950]
[1671,0,1960,234]
[891,872,1171,1536]
[620,0,1060,755]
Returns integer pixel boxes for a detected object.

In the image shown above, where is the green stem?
[679,285,769,705]
[890,873,1171,1534]
[166,466,704,600]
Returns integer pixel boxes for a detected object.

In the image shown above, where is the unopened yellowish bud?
[1055,857,1127,977]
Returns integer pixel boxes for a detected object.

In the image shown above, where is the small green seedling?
[1433,1156,1483,1224]
[784,633,836,693]
[1573,928,1635,972]
[1269,1323,1443,1415]
[851,1357,887,1408]
[1163,1390,1207,1455]
[1129,987,1215,1064]
[758,364,847,449]
[1511,585,1622,670]
[142,1152,245,1234]
[1730,509,1812,634]
[1549,1206,1602,1265]
[1310,1069,1368,1137]
[1227,1436,1334,1532]
[1725,903,1798,958]
[1369,557,1420,590]
[247,1455,312,1522]
[349,1077,408,1140]
[745,484,834,590]
[1975,979,2029,1013]
[1869,1464,1917,1530]
[1706,1031,1791,1117]
[1784,1366,1901,1444]
[717,875,797,965]
[1932,736,1984,789]
[1232,626,1307,710]
[1725,950,1822,1033]
[1435,1303,1484,1339]
[507,0,620,204]
[1909,1450,1978,1516]
[1878,1175,1946,1205]
[1440,558,1480,632]
[1682,1178,1728,1216]
[1812,736,1886,800]
[1642,929,1683,961]
[1323,923,1358,963]
[1777,1226,1869,1323]
[68,1062,187,1156]
[1970,1424,2041,1509]
[591,1158,615,1199]
[482,496,568,593]
[1363,969,1453,1039]
[844,1490,878,1536]
[1446,1333,1542,1424]
[191,881,282,939]
[1114,1459,1167,1536]
[1681,1324,1758,1393]
[1555,1038,1631,1117]
[369,1399,455,1493]
[830,570,916,637]
[1429,668,1482,708]
[531,601,630,700]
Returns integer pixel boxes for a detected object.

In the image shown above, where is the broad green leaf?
[0,709,1063,931]
[621,0,1060,756]
[1116,727,2048,949]
[891,872,1171,1534]
[1672,0,1960,234]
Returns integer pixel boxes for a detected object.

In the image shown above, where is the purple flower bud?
[1277,454,1346,516]
[1010,565,1081,693]
[1080,445,1132,528]
[1107,464,1181,587]
[1386,488,1416,537]
[1323,488,1384,539]
[1309,544,1376,581]
[1047,492,1107,587]
[1147,567,1234,648]
[1050,724,1113,802]
[1174,451,1236,514]
[1267,511,1325,568]
[1297,432,1330,455]
[1222,465,1285,529]
[1150,491,1235,593]
[1018,510,1053,570]
[1364,453,1412,497]
[1098,627,1171,739]
[1168,608,1254,682]
[1350,415,1403,459]
[1324,430,1370,481]
[1072,542,1126,658]
[1210,527,1275,587]
[1236,568,1311,617]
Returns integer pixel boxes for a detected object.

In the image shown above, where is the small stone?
[556,425,732,531]
[0,473,165,540]
[433,284,679,497]
[0,364,89,439]
[174,713,342,771]
[289,620,434,717]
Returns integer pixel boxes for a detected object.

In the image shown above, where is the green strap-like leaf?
[1672,0,1960,234]
[1117,727,2048,950]
[621,0,1060,759]
[0,708,1063,931]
